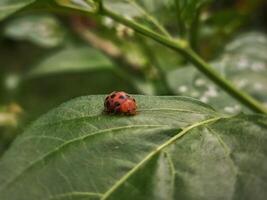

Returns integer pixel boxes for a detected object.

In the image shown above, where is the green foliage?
[0,96,267,199]
[167,32,267,114]
[4,15,65,48]
[175,0,211,26]
[0,0,267,199]
[27,47,114,76]
[0,0,34,21]
[56,0,100,13]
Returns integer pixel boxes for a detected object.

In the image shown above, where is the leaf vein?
[101,117,222,199]
[48,191,103,200]
[0,124,166,192]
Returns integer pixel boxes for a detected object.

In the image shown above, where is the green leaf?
[55,0,143,17]
[175,0,211,26]
[102,0,142,18]
[27,46,114,77]
[56,0,172,35]
[0,95,267,199]
[4,15,65,48]
[167,32,267,114]
[0,0,34,21]
[56,0,100,13]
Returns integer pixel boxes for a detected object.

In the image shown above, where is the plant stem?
[184,49,267,114]
[101,7,187,53]
[101,7,267,114]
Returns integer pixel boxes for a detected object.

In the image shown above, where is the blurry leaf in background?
[199,0,267,59]
[103,0,142,18]
[56,0,101,13]
[57,0,174,35]
[4,15,65,48]
[0,95,267,199]
[27,46,113,76]
[204,9,245,35]
[167,32,267,114]
[199,8,245,59]
[175,0,212,27]
[18,46,138,121]
[222,32,267,101]
[0,0,34,21]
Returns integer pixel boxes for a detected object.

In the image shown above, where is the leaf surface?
[0,0,34,21]
[4,14,65,48]
[0,95,266,200]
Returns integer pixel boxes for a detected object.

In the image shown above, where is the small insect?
[104,91,137,115]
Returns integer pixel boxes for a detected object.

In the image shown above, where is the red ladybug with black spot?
[104,91,137,115]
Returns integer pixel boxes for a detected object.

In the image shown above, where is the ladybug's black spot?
[133,99,136,102]
[119,95,125,99]
[111,94,116,98]
[115,102,121,107]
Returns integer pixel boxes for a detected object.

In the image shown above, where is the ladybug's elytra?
[104,91,137,115]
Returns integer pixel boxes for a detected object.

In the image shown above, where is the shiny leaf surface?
[0,95,266,200]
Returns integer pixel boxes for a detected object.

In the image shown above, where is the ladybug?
[104,91,137,115]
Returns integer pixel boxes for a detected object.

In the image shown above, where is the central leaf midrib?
[48,191,103,200]
[101,116,223,200]
[0,116,223,198]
